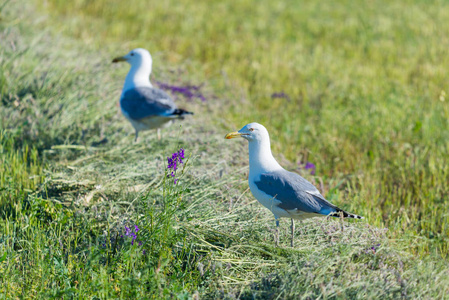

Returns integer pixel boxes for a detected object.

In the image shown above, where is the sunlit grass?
[41,0,449,253]
[1,0,449,297]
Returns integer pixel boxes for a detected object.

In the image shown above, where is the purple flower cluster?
[156,81,206,102]
[298,161,316,175]
[271,92,290,101]
[304,162,316,175]
[365,243,381,254]
[124,224,141,246]
[101,223,144,254]
[167,148,185,184]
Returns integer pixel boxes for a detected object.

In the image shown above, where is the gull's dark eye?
[249,128,254,132]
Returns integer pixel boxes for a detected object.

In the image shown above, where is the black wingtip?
[172,108,194,116]
[329,209,363,219]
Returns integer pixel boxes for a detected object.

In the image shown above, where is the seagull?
[225,122,363,246]
[112,48,193,141]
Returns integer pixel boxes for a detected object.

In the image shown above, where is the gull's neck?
[122,62,153,93]
[248,137,283,177]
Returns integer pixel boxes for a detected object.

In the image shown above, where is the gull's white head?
[113,48,153,91]
[225,122,280,172]
[225,122,270,142]
[112,48,152,68]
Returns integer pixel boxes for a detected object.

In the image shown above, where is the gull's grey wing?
[254,169,338,215]
[120,87,176,120]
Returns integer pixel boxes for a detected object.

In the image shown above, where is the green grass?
[41,0,449,253]
[1,0,449,298]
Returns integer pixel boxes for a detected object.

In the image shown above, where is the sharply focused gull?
[225,122,363,246]
[112,48,193,141]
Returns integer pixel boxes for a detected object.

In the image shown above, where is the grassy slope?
[43,0,449,253]
[0,0,448,298]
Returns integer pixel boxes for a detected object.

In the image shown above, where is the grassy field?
[1,0,449,298]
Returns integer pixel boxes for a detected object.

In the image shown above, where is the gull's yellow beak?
[112,56,127,63]
[225,131,243,139]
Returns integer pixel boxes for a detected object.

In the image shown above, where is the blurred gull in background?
[112,48,193,141]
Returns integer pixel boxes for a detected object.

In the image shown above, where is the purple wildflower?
[121,223,144,250]
[371,243,381,251]
[167,148,185,184]
[124,225,138,244]
[155,81,206,102]
[304,162,316,175]
[365,243,381,254]
[178,148,185,160]
[271,92,290,101]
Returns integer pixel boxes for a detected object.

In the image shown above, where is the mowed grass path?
[44,0,449,253]
[0,0,448,298]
